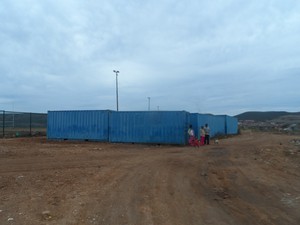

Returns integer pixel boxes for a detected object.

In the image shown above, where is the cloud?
[0,0,300,114]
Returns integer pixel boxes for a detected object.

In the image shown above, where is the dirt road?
[0,131,300,225]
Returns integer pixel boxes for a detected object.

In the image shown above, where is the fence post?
[29,113,32,136]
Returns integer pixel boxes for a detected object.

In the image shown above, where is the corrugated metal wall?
[47,110,109,141]
[188,113,201,138]
[109,111,189,145]
[47,110,238,144]
[189,114,226,138]
[225,116,238,134]
[209,115,226,137]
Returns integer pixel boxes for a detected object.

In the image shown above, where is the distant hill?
[235,111,300,122]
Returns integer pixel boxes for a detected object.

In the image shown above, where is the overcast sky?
[1,0,300,116]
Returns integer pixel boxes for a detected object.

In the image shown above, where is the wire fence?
[0,110,47,138]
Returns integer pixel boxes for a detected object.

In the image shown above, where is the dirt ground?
[0,131,300,225]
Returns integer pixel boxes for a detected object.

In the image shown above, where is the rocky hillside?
[235,111,300,122]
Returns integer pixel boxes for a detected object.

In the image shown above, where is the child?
[188,125,199,147]
[200,126,205,145]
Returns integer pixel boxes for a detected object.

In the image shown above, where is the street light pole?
[148,97,150,111]
[113,70,119,111]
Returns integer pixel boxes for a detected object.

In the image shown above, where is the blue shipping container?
[47,110,238,144]
[47,110,109,141]
[109,111,190,145]
[225,115,238,135]
[189,114,226,138]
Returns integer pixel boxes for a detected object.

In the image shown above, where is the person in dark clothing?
[204,123,210,145]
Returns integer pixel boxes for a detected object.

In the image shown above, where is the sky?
[0,0,300,116]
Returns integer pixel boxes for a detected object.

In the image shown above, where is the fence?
[0,110,47,138]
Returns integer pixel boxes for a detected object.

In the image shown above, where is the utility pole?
[148,97,151,111]
[113,70,119,111]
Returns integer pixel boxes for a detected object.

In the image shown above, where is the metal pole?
[148,97,150,111]
[113,70,119,111]
[3,111,5,138]
[29,113,32,136]
[116,73,119,111]
[12,103,15,128]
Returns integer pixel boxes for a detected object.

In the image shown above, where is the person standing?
[188,125,195,138]
[188,125,199,147]
[204,123,210,145]
[200,126,205,145]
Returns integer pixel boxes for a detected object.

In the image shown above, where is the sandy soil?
[0,131,300,225]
